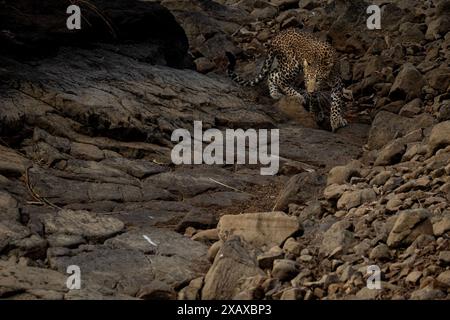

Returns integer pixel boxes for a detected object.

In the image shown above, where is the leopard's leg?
[277,63,305,104]
[311,99,325,122]
[330,77,348,132]
[312,78,326,122]
[268,69,283,99]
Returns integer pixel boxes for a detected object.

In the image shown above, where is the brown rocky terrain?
[0,0,449,300]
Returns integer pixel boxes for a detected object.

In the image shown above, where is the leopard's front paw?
[331,117,348,132]
[270,91,283,99]
[297,94,306,106]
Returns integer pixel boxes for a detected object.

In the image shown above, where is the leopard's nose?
[306,79,316,93]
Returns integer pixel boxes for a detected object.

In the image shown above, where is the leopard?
[226,28,349,132]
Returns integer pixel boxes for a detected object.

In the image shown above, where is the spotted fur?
[227,28,348,132]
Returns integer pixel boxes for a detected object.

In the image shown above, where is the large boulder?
[425,67,450,93]
[201,237,264,300]
[274,171,326,211]
[428,121,450,155]
[367,112,434,150]
[327,160,362,186]
[337,189,377,210]
[49,226,210,297]
[0,261,68,299]
[389,63,425,101]
[374,139,407,166]
[320,220,355,256]
[387,209,433,248]
[217,212,302,249]
[0,0,191,68]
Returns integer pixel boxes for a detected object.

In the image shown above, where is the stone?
[320,220,355,256]
[386,195,404,212]
[207,240,223,263]
[191,229,219,242]
[283,237,302,256]
[298,200,322,221]
[299,254,313,262]
[0,190,17,210]
[271,0,298,7]
[369,243,391,261]
[272,259,299,281]
[425,15,450,40]
[387,209,433,248]
[70,142,104,161]
[201,237,264,300]
[410,286,445,300]
[437,101,450,122]
[405,271,422,284]
[428,121,450,155]
[327,161,362,186]
[369,171,392,186]
[402,144,427,161]
[0,145,31,177]
[194,57,215,74]
[374,140,406,166]
[105,227,208,261]
[137,280,176,300]
[257,246,284,269]
[178,277,203,300]
[217,212,302,249]
[47,234,86,248]
[176,208,218,233]
[337,189,377,210]
[281,16,302,29]
[197,34,240,60]
[0,221,31,253]
[0,261,68,299]
[250,7,277,20]
[426,67,450,93]
[298,0,319,9]
[364,56,383,78]
[438,251,450,265]
[51,244,207,297]
[355,287,381,300]
[42,210,125,242]
[280,287,303,300]
[380,100,404,114]
[324,184,350,200]
[367,112,434,150]
[436,270,450,287]
[274,171,325,211]
[100,158,167,178]
[399,22,425,44]
[389,63,425,101]
[433,214,450,236]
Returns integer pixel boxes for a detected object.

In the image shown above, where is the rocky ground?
[0,0,449,300]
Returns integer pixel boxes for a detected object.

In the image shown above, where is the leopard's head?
[303,59,319,93]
